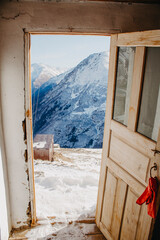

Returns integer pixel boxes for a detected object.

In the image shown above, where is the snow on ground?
[25,148,102,239]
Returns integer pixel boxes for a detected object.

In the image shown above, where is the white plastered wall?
[0,22,31,232]
[0,108,11,240]
[0,0,160,236]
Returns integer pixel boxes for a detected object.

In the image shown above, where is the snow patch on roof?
[33,141,46,149]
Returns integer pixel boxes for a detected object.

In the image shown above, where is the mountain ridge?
[32,51,109,148]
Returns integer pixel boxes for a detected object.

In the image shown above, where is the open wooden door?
[96,30,160,240]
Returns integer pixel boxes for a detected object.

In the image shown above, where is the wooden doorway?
[25,30,160,239]
[96,30,160,240]
[24,32,110,228]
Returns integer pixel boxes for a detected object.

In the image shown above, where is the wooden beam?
[1,2,160,35]
[87,0,160,4]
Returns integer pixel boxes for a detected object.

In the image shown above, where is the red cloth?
[136,177,158,218]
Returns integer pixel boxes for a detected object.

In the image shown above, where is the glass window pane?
[113,47,135,125]
[137,47,160,141]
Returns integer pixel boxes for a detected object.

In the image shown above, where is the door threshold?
[9,218,106,240]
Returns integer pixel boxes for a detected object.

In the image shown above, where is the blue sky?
[31,35,110,69]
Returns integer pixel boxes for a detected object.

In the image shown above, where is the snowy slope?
[32,52,109,148]
[13,148,102,239]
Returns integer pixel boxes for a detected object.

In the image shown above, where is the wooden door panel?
[107,158,146,195]
[101,174,151,240]
[110,178,127,240]
[101,170,127,240]
[120,188,140,240]
[109,133,150,181]
[100,165,150,240]
[136,204,152,240]
[96,30,160,240]
[101,171,118,231]
[110,120,156,159]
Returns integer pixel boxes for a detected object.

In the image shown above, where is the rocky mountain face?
[32,52,109,148]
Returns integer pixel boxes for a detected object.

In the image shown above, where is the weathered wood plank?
[9,222,107,240]
[87,0,160,3]
[107,158,147,194]
[128,47,146,132]
[111,179,127,239]
[97,30,160,240]
[101,171,117,231]
[109,133,150,181]
[24,32,36,224]
[111,120,156,158]
[87,234,106,240]
[117,30,160,46]
[100,222,113,240]
[120,188,140,240]
[96,35,118,227]
[136,204,152,240]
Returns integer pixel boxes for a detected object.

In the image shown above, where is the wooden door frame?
[24,31,110,224]
[96,29,160,239]
[25,29,160,230]
[24,33,36,224]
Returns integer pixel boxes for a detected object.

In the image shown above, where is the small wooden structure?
[33,134,54,161]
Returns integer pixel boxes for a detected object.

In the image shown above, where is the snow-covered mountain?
[31,63,66,92]
[32,52,109,148]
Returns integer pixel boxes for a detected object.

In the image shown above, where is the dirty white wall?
[0,0,160,234]
[0,22,31,231]
[0,107,11,239]
[0,149,10,240]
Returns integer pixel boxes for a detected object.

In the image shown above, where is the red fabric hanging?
[136,177,158,218]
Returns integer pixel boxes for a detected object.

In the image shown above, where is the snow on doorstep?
[25,148,102,239]
[33,141,46,149]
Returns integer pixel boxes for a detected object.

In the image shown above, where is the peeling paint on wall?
[24,149,28,163]
[22,119,27,141]
[25,109,30,118]
[25,168,29,182]
[26,201,32,226]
